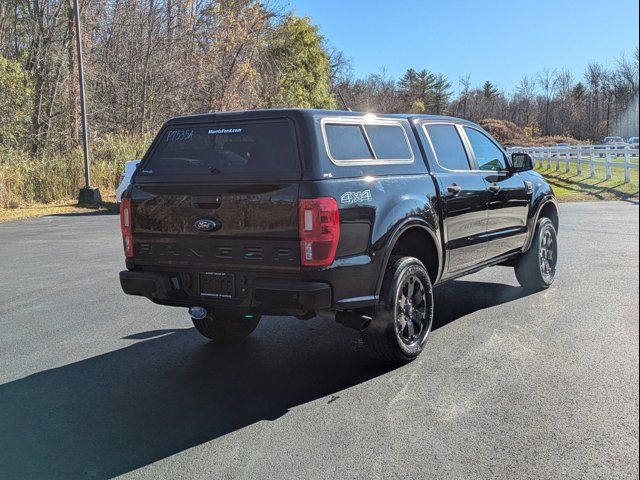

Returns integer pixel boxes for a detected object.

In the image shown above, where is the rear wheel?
[362,256,434,363]
[515,217,558,291]
[191,313,261,342]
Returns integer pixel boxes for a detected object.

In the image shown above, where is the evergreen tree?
[482,81,499,100]
[432,74,452,114]
[266,15,336,109]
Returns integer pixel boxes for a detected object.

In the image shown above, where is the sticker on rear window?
[166,130,193,142]
[208,128,243,135]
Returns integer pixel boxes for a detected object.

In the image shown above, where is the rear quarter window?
[324,124,372,161]
[139,119,300,181]
[364,124,412,160]
[323,120,413,164]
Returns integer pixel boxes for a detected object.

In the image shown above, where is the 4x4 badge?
[341,190,372,205]
[193,219,221,232]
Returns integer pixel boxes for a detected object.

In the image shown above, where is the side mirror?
[511,152,534,173]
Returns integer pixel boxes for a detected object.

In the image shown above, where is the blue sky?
[285,0,639,94]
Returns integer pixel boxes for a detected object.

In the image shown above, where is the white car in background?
[552,142,572,158]
[115,160,141,203]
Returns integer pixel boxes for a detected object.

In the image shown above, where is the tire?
[515,217,558,291]
[361,256,434,363]
[191,313,261,343]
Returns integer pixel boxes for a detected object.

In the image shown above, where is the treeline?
[1,0,638,153]
[0,0,338,154]
[335,56,639,144]
[0,0,638,207]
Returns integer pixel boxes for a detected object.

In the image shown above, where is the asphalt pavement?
[0,201,638,479]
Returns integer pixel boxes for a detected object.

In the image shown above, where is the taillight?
[299,197,340,267]
[120,198,133,257]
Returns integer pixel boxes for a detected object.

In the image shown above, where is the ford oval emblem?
[193,219,220,232]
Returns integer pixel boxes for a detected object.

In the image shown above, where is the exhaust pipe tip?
[188,306,208,320]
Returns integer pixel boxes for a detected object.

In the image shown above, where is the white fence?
[507,145,640,183]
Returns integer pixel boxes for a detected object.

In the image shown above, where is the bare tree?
[457,74,471,117]
[512,76,536,126]
[585,63,605,139]
[537,69,557,136]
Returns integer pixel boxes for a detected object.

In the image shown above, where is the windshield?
[140,119,301,181]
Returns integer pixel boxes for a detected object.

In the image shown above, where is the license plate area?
[199,272,235,298]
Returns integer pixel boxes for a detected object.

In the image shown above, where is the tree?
[398,68,435,107]
[409,99,426,113]
[326,44,352,87]
[9,0,74,153]
[537,69,558,135]
[572,82,586,101]
[0,55,32,147]
[335,69,402,113]
[398,68,450,113]
[482,81,499,100]
[432,74,451,114]
[457,74,471,117]
[265,15,335,109]
[585,63,605,139]
[512,76,537,126]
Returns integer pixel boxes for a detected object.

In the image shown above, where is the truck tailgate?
[130,182,300,271]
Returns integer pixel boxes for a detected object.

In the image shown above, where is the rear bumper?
[119,270,332,312]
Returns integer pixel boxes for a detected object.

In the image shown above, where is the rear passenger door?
[422,123,489,273]
[462,126,531,260]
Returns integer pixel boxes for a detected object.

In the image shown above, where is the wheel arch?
[538,201,559,232]
[522,196,559,252]
[376,220,443,296]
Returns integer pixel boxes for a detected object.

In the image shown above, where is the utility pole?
[74,0,101,205]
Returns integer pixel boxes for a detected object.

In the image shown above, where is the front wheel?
[515,217,558,291]
[362,256,434,363]
[191,313,261,342]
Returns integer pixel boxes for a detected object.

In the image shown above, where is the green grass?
[535,162,639,202]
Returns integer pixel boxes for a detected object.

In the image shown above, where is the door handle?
[447,184,462,194]
[488,184,501,193]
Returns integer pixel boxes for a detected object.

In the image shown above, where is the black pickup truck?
[119,109,559,362]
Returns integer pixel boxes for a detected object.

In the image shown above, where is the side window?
[325,124,372,161]
[464,127,507,171]
[324,121,413,163]
[424,124,471,171]
[363,124,412,160]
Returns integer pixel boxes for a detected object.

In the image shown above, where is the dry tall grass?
[0,135,150,208]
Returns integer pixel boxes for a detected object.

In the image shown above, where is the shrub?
[479,118,581,147]
[480,118,526,145]
[528,135,581,146]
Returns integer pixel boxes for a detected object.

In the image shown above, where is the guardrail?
[507,145,639,183]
